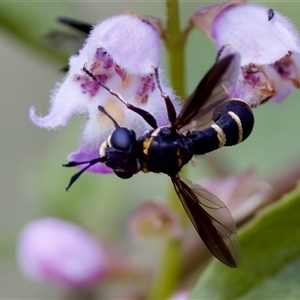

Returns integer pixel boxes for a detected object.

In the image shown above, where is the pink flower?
[30,13,178,173]
[193,1,300,106]
[17,218,108,289]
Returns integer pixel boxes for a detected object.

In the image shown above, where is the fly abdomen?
[187,99,254,155]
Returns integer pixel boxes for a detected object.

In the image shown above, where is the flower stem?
[163,0,186,98]
[147,186,184,300]
[147,1,189,298]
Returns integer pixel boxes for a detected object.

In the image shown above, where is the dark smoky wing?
[171,176,242,268]
[57,17,93,34]
[44,18,93,72]
[44,30,87,52]
[174,53,241,132]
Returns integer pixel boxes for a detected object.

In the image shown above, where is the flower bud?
[128,201,183,240]
[17,218,108,289]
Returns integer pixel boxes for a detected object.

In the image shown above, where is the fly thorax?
[137,126,194,176]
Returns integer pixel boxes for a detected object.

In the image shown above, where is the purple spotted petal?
[30,13,179,173]
[88,14,161,75]
[193,2,300,105]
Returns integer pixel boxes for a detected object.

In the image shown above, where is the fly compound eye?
[110,128,133,151]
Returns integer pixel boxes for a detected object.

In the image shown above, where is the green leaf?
[190,183,300,299]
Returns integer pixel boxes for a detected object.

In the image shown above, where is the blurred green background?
[1,1,300,298]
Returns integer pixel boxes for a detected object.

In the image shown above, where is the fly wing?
[45,18,93,72]
[171,176,242,267]
[57,17,93,34]
[174,53,241,132]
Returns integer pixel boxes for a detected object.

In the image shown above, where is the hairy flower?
[17,218,108,289]
[30,13,178,172]
[193,1,300,106]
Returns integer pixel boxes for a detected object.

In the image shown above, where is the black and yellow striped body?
[137,99,254,176]
[187,99,254,155]
[137,127,194,176]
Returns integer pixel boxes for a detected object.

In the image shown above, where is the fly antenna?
[98,105,120,129]
[82,65,158,129]
[63,157,105,191]
[152,66,177,125]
